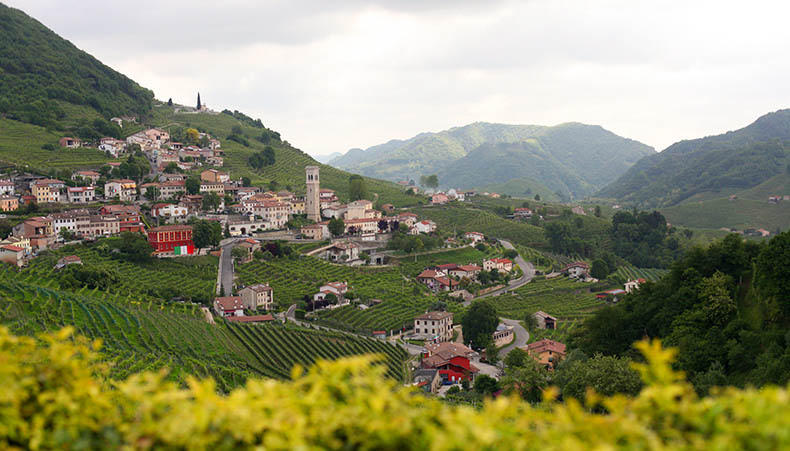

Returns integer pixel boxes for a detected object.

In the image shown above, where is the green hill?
[599,109,790,207]
[0,3,153,130]
[330,122,653,199]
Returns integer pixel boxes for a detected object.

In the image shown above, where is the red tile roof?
[526,339,566,355]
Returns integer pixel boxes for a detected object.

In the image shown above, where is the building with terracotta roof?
[31,179,65,203]
[0,195,18,212]
[421,341,478,384]
[449,264,482,280]
[213,296,244,317]
[562,262,590,279]
[66,186,96,203]
[523,339,566,370]
[322,241,359,262]
[533,311,557,330]
[413,311,454,342]
[0,244,26,267]
[59,137,81,148]
[104,179,137,202]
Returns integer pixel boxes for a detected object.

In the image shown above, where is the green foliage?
[249,146,276,169]
[328,218,345,237]
[348,174,368,201]
[191,219,222,249]
[600,110,790,206]
[0,4,153,128]
[611,209,682,268]
[116,232,153,263]
[571,232,790,390]
[462,300,498,349]
[185,176,200,195]
[201,192,221,212]
[590,259,610,279]
[419,174,438,189]
[5,328,790,449]
[557,354,642,403]
[59,264,120,291]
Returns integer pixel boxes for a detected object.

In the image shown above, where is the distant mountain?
[313,152,343,164]
[599,109,790,207]
[331,122,654,199]
[0,3,153,128]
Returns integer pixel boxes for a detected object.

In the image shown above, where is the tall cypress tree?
[197,92,201,109]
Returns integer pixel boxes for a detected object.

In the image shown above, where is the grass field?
[0,265,409,389]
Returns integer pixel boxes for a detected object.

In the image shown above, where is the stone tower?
[305,166,321,222]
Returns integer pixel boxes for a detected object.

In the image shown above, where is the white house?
[483,258,514,273]
[464,232,485,244]
[413,311,453,342]
[151,203,190,223]
[624,278,647,294]
[313,281,349,302]
[104,179,137,202]
[409,220,436,235]
[0,180,15,196]
[323,241,359,262]
[563,262,590,279]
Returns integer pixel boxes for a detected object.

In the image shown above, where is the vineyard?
[491,277,607,342]
[21,243,219,302]
[0,266,409,388]
[610,265,669,284]
[393,246,495,277]
[409,205,547,248]
[236,254,454,333]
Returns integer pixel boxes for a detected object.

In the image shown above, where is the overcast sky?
[8,0,790,156]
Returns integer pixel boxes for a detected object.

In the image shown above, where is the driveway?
[218,240,237,295]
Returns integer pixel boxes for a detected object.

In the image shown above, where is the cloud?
[6,0,790,156]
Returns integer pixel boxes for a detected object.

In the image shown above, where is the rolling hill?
[330,122,654,199]
[599,109,790,207]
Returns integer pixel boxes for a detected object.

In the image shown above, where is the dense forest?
[0,3,153,129]
[571,231,790,393]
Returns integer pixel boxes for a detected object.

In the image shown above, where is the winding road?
[218,239,238,295]
[463,239,535,306]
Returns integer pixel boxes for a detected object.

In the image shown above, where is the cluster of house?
[61,127,224,171]
[415,256,513,293]
[212,282,275,323]
[768,195,790,204]
[430,189,468,205]
[719,227,772,238]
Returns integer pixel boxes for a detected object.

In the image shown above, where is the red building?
[147,224,194,255]
[421,342,479,384]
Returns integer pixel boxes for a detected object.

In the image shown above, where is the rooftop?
[416,311,453,321]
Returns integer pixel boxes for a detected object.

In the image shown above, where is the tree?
[144,186,160,202]
[348,175,368,201]
[164,162,180,174]
[192,220,222,248]
[231,246,248,262]
[424,174,438,189]
[116,232,153,263]
[500,360,550,403]
[328,218,345,237]
[590,259,610,279]
[185,177,200,195]
[594,205,602,217]
[197,92,201,110]
[558,354,642,403]
[185,128,200,145]
[324,293,338,305]
[462,300,498,349]
[473,374,500,395]
[523,313,538,331]
[241,176,251,187]
[167,98,173,106]
[534,194,540,201]
[249,147,275,169]
[504,348,531,368]
[201,192,221,212]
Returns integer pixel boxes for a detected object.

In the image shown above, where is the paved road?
[218,240,237,295]
[463,239,535,306]
[498,318,529,357]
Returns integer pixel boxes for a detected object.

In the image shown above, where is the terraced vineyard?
[393,246,495,277]
[409,205,547,248]
[22,243,218,303]
[236,254,452,333]
[0,267,409,388]
[610,265,669,284]
[491,277,606,332]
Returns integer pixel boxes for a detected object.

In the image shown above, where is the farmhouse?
[533,311,557,330]
[421,341,478,384]
[523,339,566,370]
[147,224,195,256]
[514,207,533,219]
[59,137,81,148]
[313,281,349,302]
[396,212,418,227]
[55,255,82,269]
[417,269,459,292]
[431,193,449,205]
[449,264,482,280]
[464,232,485,243]
[200,169,230,183]
[410,220,436,235]
[413,311,453,342]
[213,296,244,317]
[239,284,274,311]
[151,203,190,223]
[483,258,513,273]
[624,278,647,294]
[322,241,360,262]
[0,180,14,196]
[563,261,590,279]
[0,245,25,267]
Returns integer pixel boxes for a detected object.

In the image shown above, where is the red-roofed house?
[431,193,449,205]
[59,137,81,148]
[449,264,482,280]
[464,232,485,243]
[409,220,436,235]
[563,262,590,279]
[523,339,566,370]
[214,296,244,317]
[0,245,25,267]
[624,278,647,293]
[421,341,478,383]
